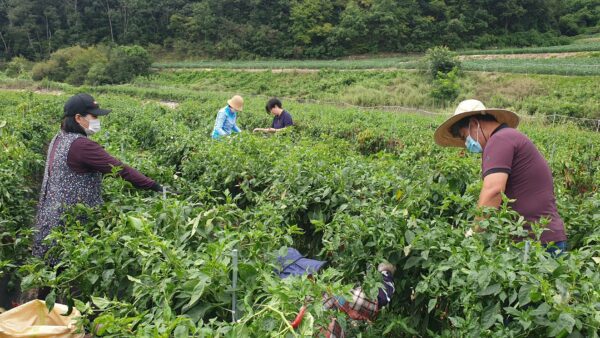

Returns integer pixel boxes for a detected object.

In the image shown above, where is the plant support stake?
[232,248,238,322]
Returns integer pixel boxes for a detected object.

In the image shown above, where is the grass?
[154,55,600,76]
[153,57,421,70]
[2,66,599,119]
[462,57,600,76]
[459,41,600,55]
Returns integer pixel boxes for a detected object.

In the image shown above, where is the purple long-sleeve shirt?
[54,137,159,190]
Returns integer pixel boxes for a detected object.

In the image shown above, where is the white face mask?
[85,118,101,135]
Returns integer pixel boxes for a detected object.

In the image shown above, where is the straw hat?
[434,99,520,147]
[227,95,244,111]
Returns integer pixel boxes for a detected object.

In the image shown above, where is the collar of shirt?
[491,123,509,136]
[225,106,236,118]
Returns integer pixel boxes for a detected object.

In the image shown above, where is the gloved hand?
[165,187,181,196]
[465,228,474,238]
[151,183,180,196]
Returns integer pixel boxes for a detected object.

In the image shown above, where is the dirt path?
[0,87,65,95]
[0,87,181,109]
[156,100,179,109]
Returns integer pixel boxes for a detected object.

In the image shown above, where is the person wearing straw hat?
[212,95,244,139]
[434,99,567,253]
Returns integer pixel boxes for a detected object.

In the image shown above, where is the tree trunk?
[26,31,34,50]
[122,4,128,38]
[105,0,115,43]
[0,31,9,58]
[45,13,51,54]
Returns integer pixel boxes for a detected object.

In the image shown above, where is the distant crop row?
[154,56,600,76]
[459,41,600,55]
[153,57,421,70]
[463,57,600,76]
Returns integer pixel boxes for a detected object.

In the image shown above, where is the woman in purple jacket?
[32,93,163,272]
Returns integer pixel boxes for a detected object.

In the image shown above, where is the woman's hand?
[253,128,277,133]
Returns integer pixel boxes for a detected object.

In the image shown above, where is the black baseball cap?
[63,93,111,117]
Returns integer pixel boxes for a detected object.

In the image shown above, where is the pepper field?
[0,81,599,337]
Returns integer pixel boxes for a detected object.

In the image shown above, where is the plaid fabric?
[320,318,345,338]
[323,287,379,321]
[316,271,395,337]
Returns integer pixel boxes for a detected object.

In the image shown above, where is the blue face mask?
[465,135,483,153]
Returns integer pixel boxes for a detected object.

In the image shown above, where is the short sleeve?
[284,112,293,127]
[482,132,515,178]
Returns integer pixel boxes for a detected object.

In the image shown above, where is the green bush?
[425,46,461,79]
[30,45,152,85]
[31,59,62,82]
[32,46,88,82]
[430,67,461,103]
[103,45,152,83]
[86,62,110,85]
[5,56,32,78]
[67,47,108,85]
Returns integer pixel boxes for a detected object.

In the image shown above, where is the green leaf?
[427,298,437,313]
[477,270,491,288]
[299,311,315,336]
[509,290,518,305]
[91,296,110,310]
[519,284,532,306]
[383,317,419,335]
[557,313,576,334]
[102,269,114,282]
[127,216,144,230]
[531,302,551,317]
[481,302,500,329]
[45,290,56,312]
[185,303,214,323]
[404,256,422,269]
[405,230,415,244]
[448,316,464,328]
[127,275,142,283]
[479,283,501,296]
[87,273,99,285]
[183,276,210,312]
[174,325,189,338]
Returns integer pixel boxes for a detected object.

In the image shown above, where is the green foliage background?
[31,45,152,85]
[0,0,599,60]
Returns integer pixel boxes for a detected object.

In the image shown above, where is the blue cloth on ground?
[277,247,327,279]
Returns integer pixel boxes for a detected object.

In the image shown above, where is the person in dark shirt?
[253,98,293,133]
[434,99,567,254]
[33,93,164,267]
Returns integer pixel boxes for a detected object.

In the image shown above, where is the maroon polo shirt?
[55,137,159,190]
[482,125,567,244]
